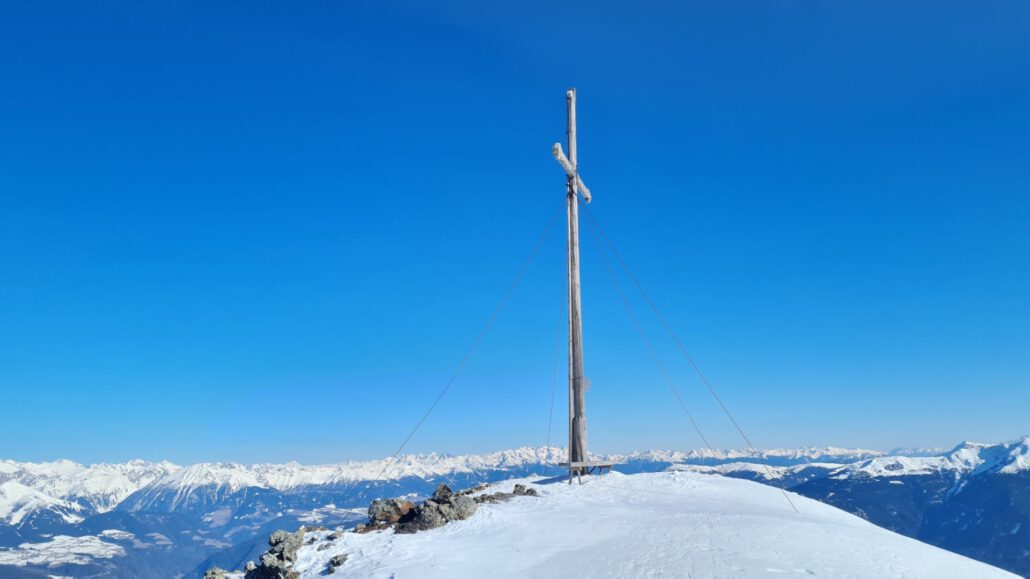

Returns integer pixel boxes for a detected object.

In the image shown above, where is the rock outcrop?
[474,483,539,504]
[368,498,415,524]
[326,553,348,574]
[242,528,307,579]
[394,484,478,533]
[204,482,539,578]
[360,482,537,534]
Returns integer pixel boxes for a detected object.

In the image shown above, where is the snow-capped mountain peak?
[834,436,1030,479]
[0,480,83,525]
[2,440,1028,578]
[0,458,179,523]
[4,440,1026,527]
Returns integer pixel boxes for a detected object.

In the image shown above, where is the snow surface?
[290,471,1016,578]
[0,535,124,567]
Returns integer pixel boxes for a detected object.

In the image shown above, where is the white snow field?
[291,471,1017,578]
[0,534,125,567]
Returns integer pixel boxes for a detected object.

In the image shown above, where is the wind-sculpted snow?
[289,472,1017,578]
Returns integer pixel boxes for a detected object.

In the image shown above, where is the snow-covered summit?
[287,471,1017,578]
[0,480,83,525]
[0,458,178,522]
[945,436,1030,475]
[834,436,1030,479]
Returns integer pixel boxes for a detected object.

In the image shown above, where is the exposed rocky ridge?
[209,481,543,578]
[210,526,329,579]
[242,528,309,579]
[473,482,539,504]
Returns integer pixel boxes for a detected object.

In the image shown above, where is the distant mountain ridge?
[0,439,1026,578]
[674,436,1030,481]
[0,444,886,523]
[0,459,179,526]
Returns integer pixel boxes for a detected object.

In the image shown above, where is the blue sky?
[1,1,1027,464]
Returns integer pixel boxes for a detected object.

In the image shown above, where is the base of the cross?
[559,461,616,484]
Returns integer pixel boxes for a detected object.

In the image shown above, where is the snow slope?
[290,471,1016,578]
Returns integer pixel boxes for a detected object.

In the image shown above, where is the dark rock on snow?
[474,483,540,504]
[326,553,348,574]
[206,482,535,578]
[354,521,392,534]
[243,528,306,579]
[368,498,416,524]
[394,484,478,533]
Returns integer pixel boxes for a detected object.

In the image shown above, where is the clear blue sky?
[1,1,1027,464]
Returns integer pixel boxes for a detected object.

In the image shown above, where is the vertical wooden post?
[566,88,588,475]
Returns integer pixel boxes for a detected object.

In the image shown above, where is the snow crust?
[290,472,1017,578]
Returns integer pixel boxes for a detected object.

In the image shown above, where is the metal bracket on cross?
[552,143,592,203]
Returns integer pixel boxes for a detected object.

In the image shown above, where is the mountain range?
[1,438,1026,577]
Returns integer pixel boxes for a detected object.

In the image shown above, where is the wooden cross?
[553,89,611,483]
